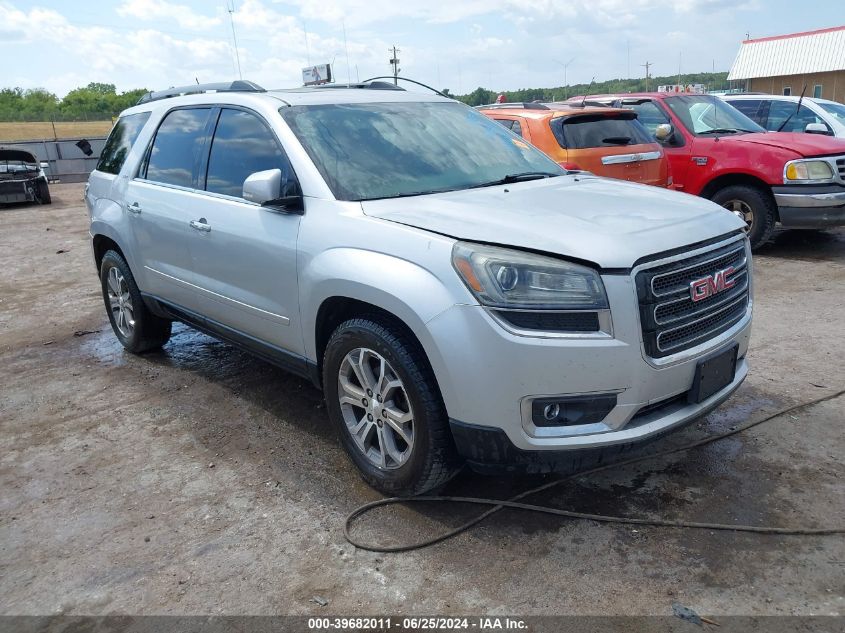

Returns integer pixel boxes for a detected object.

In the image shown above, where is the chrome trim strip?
[601,150,662,165]
[650,245,746,297]
[144,266,290,326]
[656,294,747,353]
[653,273,749,326]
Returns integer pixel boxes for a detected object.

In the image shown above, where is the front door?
[187,107,303,354]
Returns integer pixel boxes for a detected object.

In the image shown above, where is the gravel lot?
[1,183,843,618]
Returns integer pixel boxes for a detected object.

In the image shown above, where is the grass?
[0,121,114,142]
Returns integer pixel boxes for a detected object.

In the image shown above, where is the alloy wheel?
[107,266,135,338]
[337,347,415,470]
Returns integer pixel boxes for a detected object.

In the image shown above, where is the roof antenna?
[195,77,200,84]
[580,76,595,107]
[227,0,243,80]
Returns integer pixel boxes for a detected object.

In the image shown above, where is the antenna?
[227,0,243,80]
[303,21,311,66]
[342,19,351,85]
[641,61,652,91]
[389,46,401,86]
[580,76,595,107]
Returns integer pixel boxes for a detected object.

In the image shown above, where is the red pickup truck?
[574,92,845,249]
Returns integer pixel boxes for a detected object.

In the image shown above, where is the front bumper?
[425,273,752,458]
[773,184,845,228]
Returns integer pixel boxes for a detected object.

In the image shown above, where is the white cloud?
[116,0,223,30]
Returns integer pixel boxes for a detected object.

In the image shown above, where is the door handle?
[127,202,142,214]
[189,219,211,232]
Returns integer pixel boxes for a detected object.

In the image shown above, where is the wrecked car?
[0,147,51,205]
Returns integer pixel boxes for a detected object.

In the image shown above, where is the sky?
[1,0,841,97]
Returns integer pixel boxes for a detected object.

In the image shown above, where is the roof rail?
[475,102,549,110]
[136,80,266,105]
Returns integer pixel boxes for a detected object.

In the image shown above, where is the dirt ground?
[1,183,843,618]
[0,121,113,143]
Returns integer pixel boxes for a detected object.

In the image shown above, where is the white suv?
[86,80,752,495]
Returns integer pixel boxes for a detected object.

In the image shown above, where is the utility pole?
[641,61,652,92]
[555,57,576,100]
[389,46,400,86]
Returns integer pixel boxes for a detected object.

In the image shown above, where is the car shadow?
[755,228,844,261]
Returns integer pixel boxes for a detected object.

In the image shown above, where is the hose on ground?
[344,389,845,553]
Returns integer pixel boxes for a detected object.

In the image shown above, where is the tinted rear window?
[145,108,211,188]
[97,112,151,175]
[552,114,653,149]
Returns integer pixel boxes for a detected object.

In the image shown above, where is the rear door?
[126,107,213,310]
[554,113,665,185]
[187,106,303,353]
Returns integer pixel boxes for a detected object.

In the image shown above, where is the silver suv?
[86,80,753,495]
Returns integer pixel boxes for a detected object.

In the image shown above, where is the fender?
[299,247,469,404]
[90,197,139,274]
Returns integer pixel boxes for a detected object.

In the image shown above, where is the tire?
[710,184,775,250]
[36,179,51,204]
[100,250,171,353]
[322,317,461,496]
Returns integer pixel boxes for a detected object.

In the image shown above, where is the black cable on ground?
[345,389,845,553]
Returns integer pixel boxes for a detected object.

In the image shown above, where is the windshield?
[817,101,845,125]
[279,101,563,201]
[663,95,765,136]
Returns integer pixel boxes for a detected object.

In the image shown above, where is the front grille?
[0,180,26,195]
[836,158,845,180]
[636,237,749,358]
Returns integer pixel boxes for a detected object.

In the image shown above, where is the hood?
[0,147,38,163]
[362,175,745,269]
[722,131,845,157]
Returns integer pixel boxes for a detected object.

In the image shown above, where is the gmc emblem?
[690,266,736,302]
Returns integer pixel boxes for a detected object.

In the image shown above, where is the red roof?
[743,25,845,44]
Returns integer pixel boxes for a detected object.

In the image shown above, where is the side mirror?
[655,123,674,142]
[804,122,830,135]
[243,168,304,214]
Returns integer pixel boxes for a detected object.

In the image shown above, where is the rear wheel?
[710,185,775,250]
[323,317,460,496]
[100,250,171,353]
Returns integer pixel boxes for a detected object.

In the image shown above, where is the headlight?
[784,159,834,183]
[452,242,608,310]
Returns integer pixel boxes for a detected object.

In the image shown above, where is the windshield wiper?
[602,136,632,145]
[699,128,743,135]
[467,172,561,189]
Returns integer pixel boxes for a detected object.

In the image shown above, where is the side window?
[205,108,293,199]
[767,101,827,133]
[145,108,211,188]
[493,119,514,130]
[97,112,151,175]
[728,99,763,123]
[623,101,670,136]
[510,120,523,137]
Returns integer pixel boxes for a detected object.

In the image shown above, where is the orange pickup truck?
[477,102,671,188]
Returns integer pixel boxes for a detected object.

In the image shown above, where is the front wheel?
[100,250,172,353]
[710,184,776,250]
[322,317,460,496]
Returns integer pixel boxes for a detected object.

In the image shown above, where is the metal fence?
[4,136,106,183]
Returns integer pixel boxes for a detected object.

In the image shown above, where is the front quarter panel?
[297,198,472,406]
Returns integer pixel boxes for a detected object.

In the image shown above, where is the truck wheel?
[323,317,461,496]
[100,250,171,353]
[710,185,775,250]
[36,179,51,204]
